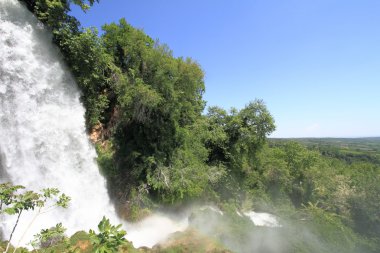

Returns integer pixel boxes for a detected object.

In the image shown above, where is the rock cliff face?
[89,106,120,144]
[89,123,104,143]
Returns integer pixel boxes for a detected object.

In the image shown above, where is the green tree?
[205,100,275,174]
[26,0,98,27]
[346,162,380,238]
[60,27,122,127]
[30,223,67,249]
[0,183,24,212]
[100,19,207,202]
[89,216,127,253]
[1,184,70,253]
[4,190,40,253]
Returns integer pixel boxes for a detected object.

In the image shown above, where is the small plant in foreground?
[0,183,70,253]
[30,223,67,249]
[89,216,127,253]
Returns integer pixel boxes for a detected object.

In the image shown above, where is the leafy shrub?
[30,223,67,249]
[89,216,127,253]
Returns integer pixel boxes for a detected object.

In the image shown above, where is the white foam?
[199,205,224,216]
[126,213,188,248]
[244,211,281,227]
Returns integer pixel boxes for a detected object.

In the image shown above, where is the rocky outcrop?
[89,123,104,143]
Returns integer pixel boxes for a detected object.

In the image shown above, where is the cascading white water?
[0,0,119,246]
[0,0,191,248]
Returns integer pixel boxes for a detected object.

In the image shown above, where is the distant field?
[270,137,380,164]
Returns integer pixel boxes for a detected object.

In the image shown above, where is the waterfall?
[0,0,119,246]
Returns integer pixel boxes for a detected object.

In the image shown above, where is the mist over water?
[127,212,189,248]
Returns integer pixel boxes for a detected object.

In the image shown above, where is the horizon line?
[269,136,380,139]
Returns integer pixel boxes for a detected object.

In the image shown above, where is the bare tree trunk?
[4,210,22,253]
[12,207,42,253]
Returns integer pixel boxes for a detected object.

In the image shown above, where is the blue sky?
[71,0,380,138]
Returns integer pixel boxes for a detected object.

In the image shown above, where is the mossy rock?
[70,231,91,245]
[153,229,232,253]
[67,231,92,253]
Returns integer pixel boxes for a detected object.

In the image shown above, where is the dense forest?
[2,0,379,252]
